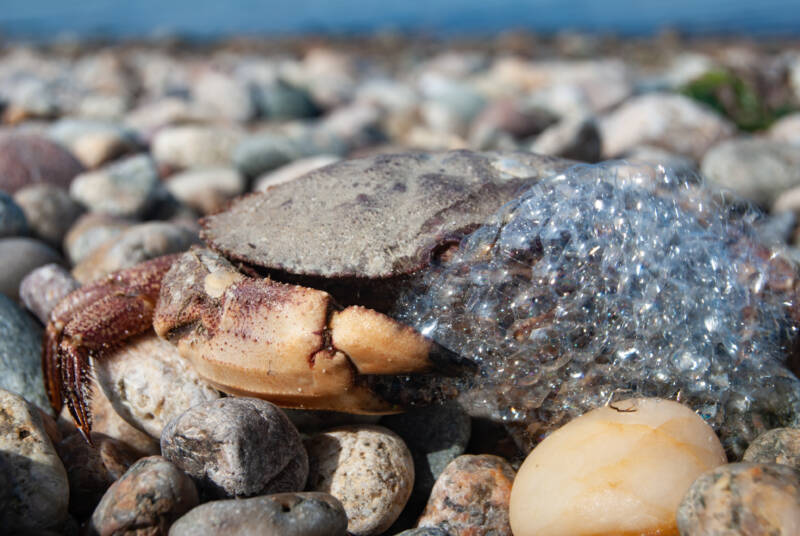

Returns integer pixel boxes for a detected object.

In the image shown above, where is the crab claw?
[153,249,436,413]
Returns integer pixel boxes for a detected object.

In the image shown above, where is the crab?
[43,150,574,442]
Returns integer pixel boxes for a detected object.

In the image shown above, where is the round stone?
[63,212,133,265]
[160,397,308,499]
[19,263,80,324]
[0,237,64,301]
[152,125,244,169]
[0,293,49,412]
[509,398,727,536]
[0,191,28,238]
[743,428,800,471]
[0,133,85,194]
[94,333,220,438]
[13,184,84,248]
[90,456,198,536]
[417,454,515,536]
[0,388,69,532]
[305,424,414,536]
[165,166,246,215]
[69,154,160,218]
[169,492,348,536]
[677,462,800,535]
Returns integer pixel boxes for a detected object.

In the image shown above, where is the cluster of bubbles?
[397,161,800,456]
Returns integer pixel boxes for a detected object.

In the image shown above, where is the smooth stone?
[63,212,134,265]
[743,428,800,470]
[702,138,800,206]
[0,294,49,411]
[253,79,319,120]
[14,184,84,247]
[417,454,515,536]
[233,131,303,177]
[0,388,69,532]
[768,113,800,145]
[0,191,28,238]
[72,221,199,283]
[599,93,735,160]
[77,93,130,120]
[394,529,450,536]
[56,431,141,518]
[168,492,348,536]
[161,397,308,499]
[94,333,220,438]
[530,115,602,162]
[47,118,138,168]
[381,402,471,502]
[90,456,198,536]
[69,154,160,218]
[0,133,85,194]
[84,383,161,457]
[19,263,79,324]
[620,144,699,180]
[305,425,414,536]
[509,398,727,536]
[470,99,557,143]
[0,237,65,300]
[254,154,340,192]
[193,70,255,122]
[165,167,246,215]
[152,125,244,169]
[677,463,800,536]
[124,98,208,141]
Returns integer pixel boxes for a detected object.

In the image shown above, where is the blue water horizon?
[2,0,800,42]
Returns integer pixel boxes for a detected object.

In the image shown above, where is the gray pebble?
[13,184,84,247]
[19,263,80,324]
[743,428,800,471]
[63,212,133,265]
[530,115,601,162]
[0,191,28,238]
[0,293,49,411]
[233,131,300,177]
[164,166,246,215]
[253,79,319,120]
[169,492,347,536]
[91,456,198,536]
[161,397,308,499]
[152,125,244,169]
[69,153,160,218]
[47,117,138,168]
[0,388,69,532]
[678,462,800,535]
[0,237,64,300]
[306,425,414,536]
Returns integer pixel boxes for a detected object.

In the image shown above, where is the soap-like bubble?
[397,161,800,457]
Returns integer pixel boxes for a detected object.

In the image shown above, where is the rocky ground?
[2,33,800,535]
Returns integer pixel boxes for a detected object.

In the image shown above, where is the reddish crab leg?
[43,254,179,442]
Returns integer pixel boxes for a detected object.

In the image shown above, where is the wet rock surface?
[169,492,348,536]
[161,398,308,499]
[305,425,415,536]
[90,455,199,536]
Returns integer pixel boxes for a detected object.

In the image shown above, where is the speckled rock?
[599,93,735,160]
[94,333,220,438]
[254,154,340,192]
[72,221,199,283]
[305,425,414,536]
[0,133,85,194]
[169,492,348,536]
[232,131,303,177]
[417,454,515,536]
[47,118,138,168]
[0,237,64,300]
[14,184,84,247]
[0,293,49,412]
[165,167,246,215]
[395,529,450,536]
[161,397,308,499]
[152,125,244,169]
[743,428,800,470]
[0,191,28,238]
[69,154,160,217]
[677,463,800,535]
[19,263,80,324]
[56,431,142,518]
[90,456,199,536]
[381,402,471,503]
[84,384,161,457]
[530,115,601,162]
[63,213,134,265]
[0,388,69,532]
[702,138,800,206]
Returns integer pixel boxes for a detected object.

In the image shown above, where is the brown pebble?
[0,133,85,194]
[90,455,198,536]
[677,462,800,535]
[743,428,800,471]
[417,454,515,536]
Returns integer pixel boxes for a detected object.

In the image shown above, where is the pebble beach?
[2,31,800,535]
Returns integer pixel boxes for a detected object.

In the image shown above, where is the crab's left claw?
[154,249,441,413]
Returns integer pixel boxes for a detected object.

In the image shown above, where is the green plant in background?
[681,68,796,132]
